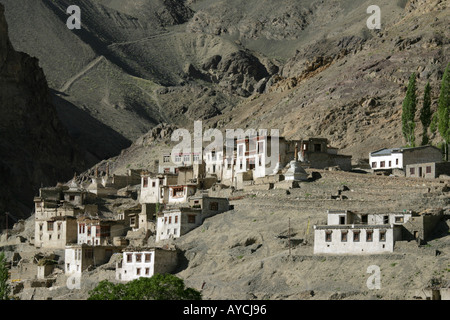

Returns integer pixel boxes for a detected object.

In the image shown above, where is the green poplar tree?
[402,73,417,147]
[437,63,450,160]
[420,82,432,146]
[0,252,11,300]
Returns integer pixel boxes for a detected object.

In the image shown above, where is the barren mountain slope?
[4,0,447,165]
[201,0,449,160]
[0,3,86,227]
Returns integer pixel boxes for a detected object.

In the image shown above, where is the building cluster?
[27,136,449,288]
[158,136,352,190]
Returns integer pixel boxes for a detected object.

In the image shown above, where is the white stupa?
[284,143,308,181]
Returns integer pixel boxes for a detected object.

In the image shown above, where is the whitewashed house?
[313,210,415,255]
[65,244,122,275]
[115,247,178,282]
[369,145,442,173]
[139,172,178,204]
[77,217,127,246]
[156,196,230,242]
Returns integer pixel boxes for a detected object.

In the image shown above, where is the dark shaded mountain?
[0,3,86,228]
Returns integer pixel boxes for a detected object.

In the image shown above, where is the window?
[379,230,386,242]
[188,215,196,224]
[152,181,156,188]
[169,216,172,224]
[163,155,170,163]
[164,217,168,224]
[39,224,43,231]
[135,254,142,262]
[175,216,178,224]
[395,216,404,223]
[145,268,150,275]
[79,223,85,234]
[410,167,415,175]
[426,166,432,174]
[47,221,54,231]
[353,230,360,242]
[127,254,133,263]
[193,154,200,162]
[366,230,373,242]
[96,226,100,237]
[69,195,75,201]
[396,158,399,165]
[325,231,332,242]
[380,161,385,168]
[361,215,368,224]
[145,253,151,262]
[184,155,191,163]
[372,162,377,168]
[383,215,389,224]
[258,141,264,154]
[57,223,62,231]
[339,216,345,225]
[175,155,182,163]
[388,161,392,167]
[341,231,348,242]
[143,178,148,188]
[136,268,141,276]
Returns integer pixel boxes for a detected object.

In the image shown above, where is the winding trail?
[59,56,105,93]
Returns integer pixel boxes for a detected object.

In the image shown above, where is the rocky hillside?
[0,0,448,217]
[0,3,86,227]
[3,0,448,166]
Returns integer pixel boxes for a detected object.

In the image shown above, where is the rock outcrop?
[0,3,85,226]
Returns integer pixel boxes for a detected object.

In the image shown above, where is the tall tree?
[0,252,11,300]
[437,63,450,160]
[402,73,417,147]
[420,82,432,145]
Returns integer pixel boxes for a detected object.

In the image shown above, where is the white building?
[115,247,178,282]
[369,145,442,172]
[156,196,230,242]
[140,172,178,204]
[313,210,414,255]
[65,244,122,275]
[77,217,127,246]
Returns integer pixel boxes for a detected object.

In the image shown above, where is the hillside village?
[1,133,449,300]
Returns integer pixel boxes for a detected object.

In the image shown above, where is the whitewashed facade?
[369,146,442,171]
[313,210,411,255]
[115,248,178,282]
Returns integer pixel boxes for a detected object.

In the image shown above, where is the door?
[419,167,423,177]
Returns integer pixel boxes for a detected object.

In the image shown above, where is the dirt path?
[59,56,105,93]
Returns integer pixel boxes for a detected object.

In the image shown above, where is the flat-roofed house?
[115,247,178,282]
[369,145,442,173]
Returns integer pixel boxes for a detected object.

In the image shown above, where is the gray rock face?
[0,3,85,225]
